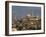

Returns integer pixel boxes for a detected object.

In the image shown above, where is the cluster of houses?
[12,14,41,31]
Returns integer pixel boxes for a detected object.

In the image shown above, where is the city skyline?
[12,6,41,20]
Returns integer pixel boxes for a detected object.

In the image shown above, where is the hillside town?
[12,14,41,31]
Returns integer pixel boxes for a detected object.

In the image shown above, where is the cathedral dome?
[27,14,31,17]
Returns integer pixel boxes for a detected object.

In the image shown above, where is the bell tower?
[28,9,32,16]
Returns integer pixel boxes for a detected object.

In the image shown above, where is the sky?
[12,6,41,20]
